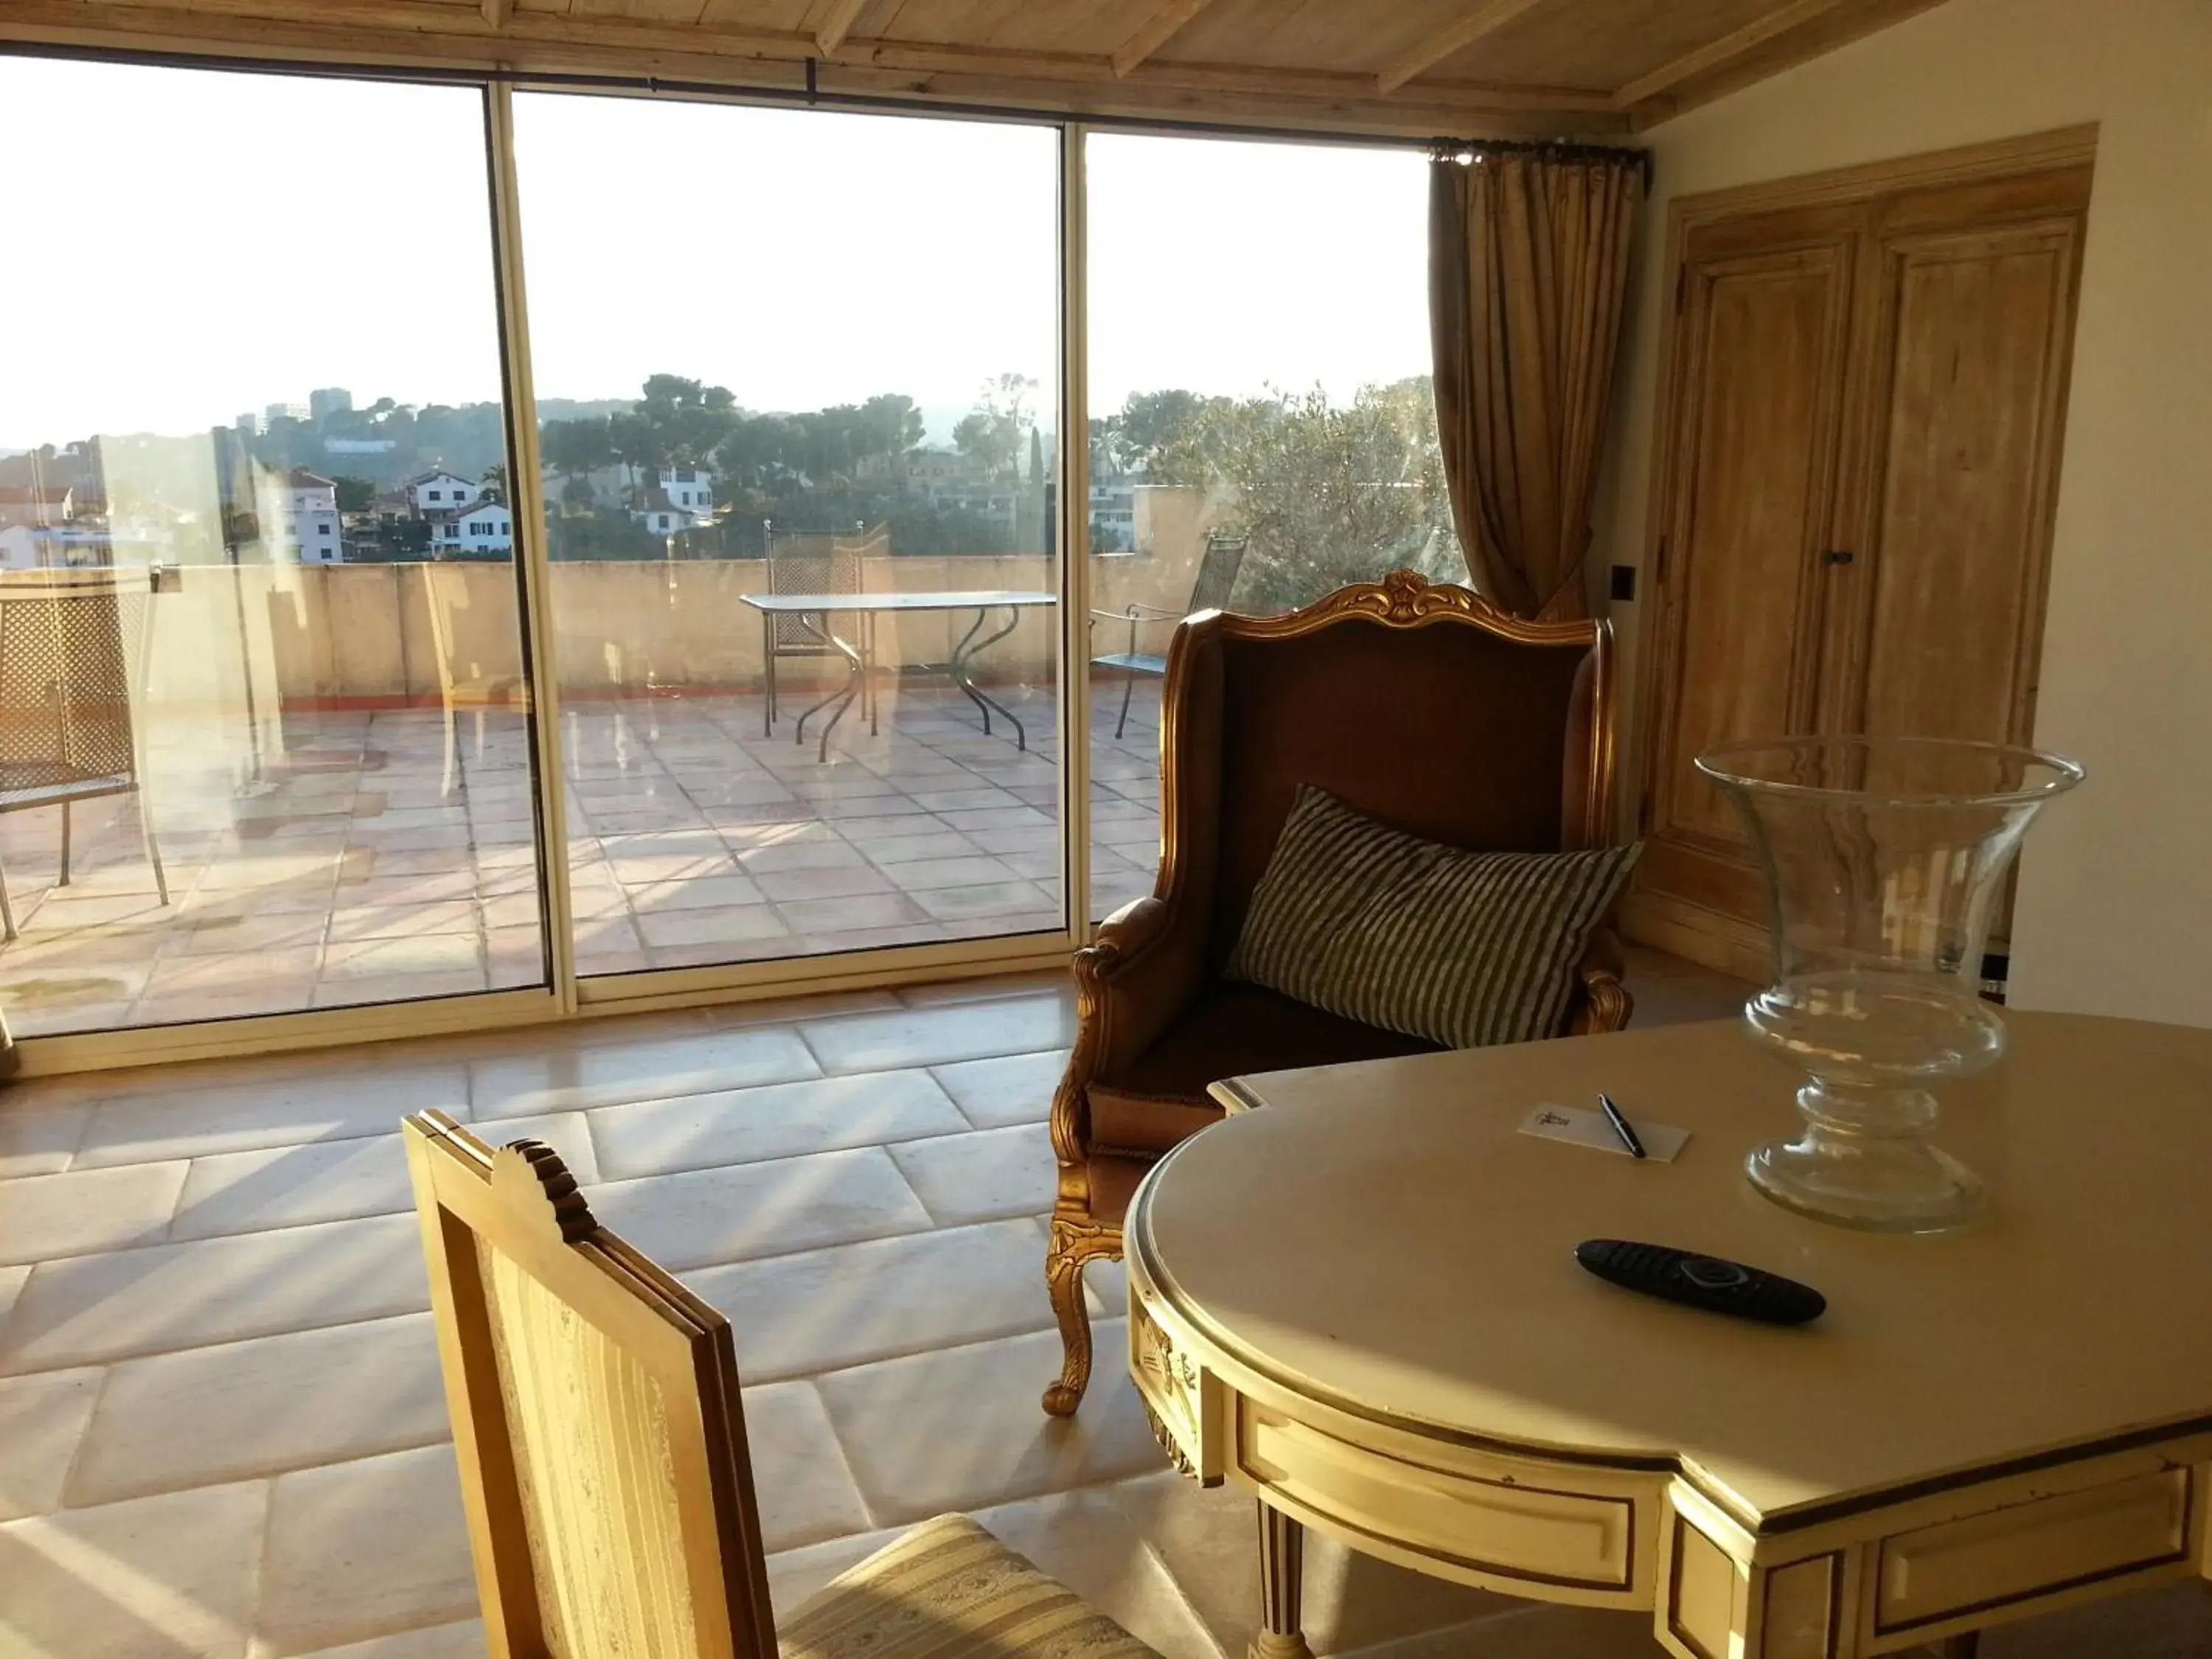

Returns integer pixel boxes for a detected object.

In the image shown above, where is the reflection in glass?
[1084,134,1466,920]
[514,96,1063,976]
[0,60,544,1034]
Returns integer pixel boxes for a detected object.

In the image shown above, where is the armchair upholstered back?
[1165,581,1613,973]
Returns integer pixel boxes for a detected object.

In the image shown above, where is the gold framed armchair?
[1044,570,1630,1416]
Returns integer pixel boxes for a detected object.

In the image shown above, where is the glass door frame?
[4,43,1443,1077]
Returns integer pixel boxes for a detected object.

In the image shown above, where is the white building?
[630,467,717,536]
[264,401,310,425]
[309,387,352,421]
[1089,481,1136,549]
[258,468,344,563]
[661,467,713,515]
[0,484,74,529]
[433,502,512,554]
[406,470,482,516]
[0,524,114,570]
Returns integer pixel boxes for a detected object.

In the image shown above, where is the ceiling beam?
[1109,0,1212,79]
[813,0,870,58]
[1376,0,1549,96]
[1611,0,1854,108]
[0,0,1624,135]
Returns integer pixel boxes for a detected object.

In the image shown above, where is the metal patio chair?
[1090,529,1248,739]
[0,571,167,940]
[422,561,527,799]
[761,524,866,737]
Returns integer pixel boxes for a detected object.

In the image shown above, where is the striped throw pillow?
[1226,785,1641,1048]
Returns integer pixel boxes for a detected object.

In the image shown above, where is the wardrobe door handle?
[1822,549,1855,565]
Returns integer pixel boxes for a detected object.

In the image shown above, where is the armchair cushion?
[1227,785,1642,1049]
[1088,979,1440,1155]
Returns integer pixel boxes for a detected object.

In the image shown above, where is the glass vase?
[1694,736,2084,1233]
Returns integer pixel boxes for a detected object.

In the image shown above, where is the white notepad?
[1517,1102,1691,1162]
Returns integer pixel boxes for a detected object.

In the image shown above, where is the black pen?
[1598,1093,1647,1160]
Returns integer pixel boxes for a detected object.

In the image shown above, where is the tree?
[858,394,925,463]
[1192,379,1462,611]
[331,476,376,513]
[1015,425,1048,552]
[953,373,1037,481]
[542,417,613,482]
[1115,389,1237,479]
[480,463,508,504]
[1088,414,1127,482]
[633,372,738,465]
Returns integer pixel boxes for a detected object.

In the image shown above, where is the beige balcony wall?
[220,493,1228,713]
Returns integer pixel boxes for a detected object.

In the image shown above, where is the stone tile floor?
[0,681,1163,1039]
[4,959,2207,1658]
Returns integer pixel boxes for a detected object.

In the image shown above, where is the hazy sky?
[1,57,1433,448]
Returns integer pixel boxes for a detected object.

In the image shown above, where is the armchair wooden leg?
[1043,1217,1118,1417]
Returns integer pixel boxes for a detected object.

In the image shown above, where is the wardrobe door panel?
[1841,216,2083,749]
[1641,224,1855,925]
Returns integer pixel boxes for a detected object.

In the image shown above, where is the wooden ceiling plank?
[813,0,869,55]
[481,0,506,26]
[1375,0,1551,96]
[0,0,1624,133]
[1109,0,1212,78]
[1611,0,1855,108]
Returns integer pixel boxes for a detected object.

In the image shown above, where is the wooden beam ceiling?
[1610,0,1855,108]
[1375,0,1551,96]
[0,0,1959,138]
[812,0,870,59]
[1110,0,1214,80]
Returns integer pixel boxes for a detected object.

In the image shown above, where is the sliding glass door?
[0,60,546,1037]
[510,96,1065,979]
[1082,134,1461,919]
[0,49,1470,1057]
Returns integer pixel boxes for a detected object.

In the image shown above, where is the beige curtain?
[1430,148,1642,622]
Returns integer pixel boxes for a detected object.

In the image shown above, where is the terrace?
[0,567,1168,1036]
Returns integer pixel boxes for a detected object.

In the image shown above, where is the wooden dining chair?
[403,1110,1158,1659]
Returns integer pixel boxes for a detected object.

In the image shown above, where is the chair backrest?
[404,1111,776,1659]
[1155,571,1615,966]
[765,528,866,654]
[420,563,470,703]
[1186,532,1248,615]
[0,572,150,792]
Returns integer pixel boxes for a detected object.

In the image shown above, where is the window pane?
[515,96,1062,975]
[1084,135,1460,920]
[0,60,545,1034]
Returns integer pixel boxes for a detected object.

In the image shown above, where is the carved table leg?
[1252,1499,1315,1659]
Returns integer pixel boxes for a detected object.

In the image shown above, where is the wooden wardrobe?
[1627,133,2093,978]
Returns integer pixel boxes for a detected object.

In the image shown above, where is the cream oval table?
[1123,1013,2212,1659]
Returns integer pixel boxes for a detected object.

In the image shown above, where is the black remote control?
[1574,1239,1826,1326]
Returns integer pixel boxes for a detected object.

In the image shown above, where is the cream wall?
[1589,0,2212,1027]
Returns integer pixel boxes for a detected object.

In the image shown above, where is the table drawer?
[1874,1467,2194,1634]
[1239,1403,1635,1590]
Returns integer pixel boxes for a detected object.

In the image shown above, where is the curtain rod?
[1432,136,1654,193]
[0,38,1612,156]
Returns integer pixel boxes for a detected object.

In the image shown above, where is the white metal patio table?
[739,589,1057,760]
